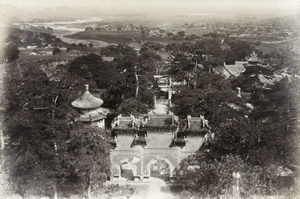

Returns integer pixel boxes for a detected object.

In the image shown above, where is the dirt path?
[130,178,176,199]
[153,99,169,114]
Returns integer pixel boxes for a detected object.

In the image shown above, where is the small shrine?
[71,84,108,128]
[247,51,261,66]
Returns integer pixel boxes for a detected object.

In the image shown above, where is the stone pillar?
[237,87,241,98]
[140,157,144,181]
[0,130,4,150]
[168,77,172,106]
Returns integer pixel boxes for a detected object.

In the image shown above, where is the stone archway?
[146,156,175,179]
[120,158,138,180]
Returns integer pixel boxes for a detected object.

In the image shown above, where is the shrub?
[178,154,281,198]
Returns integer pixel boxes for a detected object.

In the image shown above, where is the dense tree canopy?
[4,43,20,62]
[68,54,118,89]
[3,60,111,197]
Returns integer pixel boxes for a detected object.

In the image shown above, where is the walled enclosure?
[110,113,211,181]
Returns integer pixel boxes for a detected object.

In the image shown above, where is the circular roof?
[71,84,103,109]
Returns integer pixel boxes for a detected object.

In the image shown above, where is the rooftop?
[214,61,246,79]
[146,114,174,127]
[71,84,104,109]
[74,108,107,122]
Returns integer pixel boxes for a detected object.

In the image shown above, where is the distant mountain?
[0,4,22,24]
[36,6,82,18]
[258,14,300,29]
[0,4,88,23]
[1,4,46,24]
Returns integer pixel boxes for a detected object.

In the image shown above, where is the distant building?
[247,51,261,66]
[59,47,67,53]
[214,61,247,79]
[67,50,81,56]
[102,56,115,62]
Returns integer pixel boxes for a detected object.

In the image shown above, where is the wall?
[110,129,205,180]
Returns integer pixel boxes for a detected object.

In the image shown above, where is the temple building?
[247,51,262,66]
[109,112,213,181]
[71,84,214,182]
[71,84,108,128]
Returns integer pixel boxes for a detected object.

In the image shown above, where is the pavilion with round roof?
[71,84,108,128]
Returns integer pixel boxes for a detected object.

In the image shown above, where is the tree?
[140,42,164,54]
[177,31,185,38]
[60,124,110,198]
[250,77,300,167]
[68,54,118,89]
[179,154,275,198]
[52,47,61,55]
[3,66,70,197]
[3,60,110,198]
[4,43,19,62]
[225,40,253,63]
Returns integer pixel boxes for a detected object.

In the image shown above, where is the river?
[15,18,113,48]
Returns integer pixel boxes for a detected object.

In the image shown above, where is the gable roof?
[214,61,246,79]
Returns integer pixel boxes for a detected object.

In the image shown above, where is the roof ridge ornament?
[71,84,103,109]
[85,84,89,91]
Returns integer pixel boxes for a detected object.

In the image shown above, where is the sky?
[0,0,299,16]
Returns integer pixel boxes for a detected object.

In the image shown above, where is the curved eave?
[71,91,103,109]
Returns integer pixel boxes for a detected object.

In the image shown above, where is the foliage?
[225,40,253,64]
[4,43,20,62]
[179,154,279,198]
[250,77,300,167]
[140,41,164,54]
[93,184,147,199]
[103,46,155,112]
[171,73,240,120]
[52,47,61,55]
[3,61,111,197]
[117,97,151,115]
[58,124,111,196]
[68,53,118,89]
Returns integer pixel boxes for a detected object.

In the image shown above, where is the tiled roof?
[224,62,246,76]
[147,114,173,127]
[116,117,135,129]
[188,117,202,132]
[102,56,115,62]
[214,62,246,79]
[184,116,211,133]
[75,108,107,122]
[71,84,103,109]
[248,56,261,63]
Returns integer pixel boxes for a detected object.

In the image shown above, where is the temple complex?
[109,112,213,181]
[71,84,214,182]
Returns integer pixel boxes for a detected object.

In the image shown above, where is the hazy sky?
[1,0,299,15]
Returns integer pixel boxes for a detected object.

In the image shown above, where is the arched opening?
[150,159,170,180]
[146,157,174,181]
[121,162,134,180]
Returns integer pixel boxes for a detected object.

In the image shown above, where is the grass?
[66,30,141,44]
[65,30,204,45]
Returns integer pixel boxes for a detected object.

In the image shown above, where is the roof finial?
[85,84,89,91]
[237,87,241,98]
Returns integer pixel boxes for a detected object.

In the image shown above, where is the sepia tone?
[0,0,299,198]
